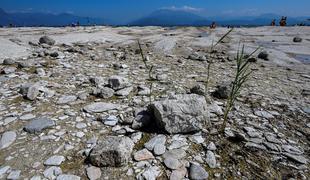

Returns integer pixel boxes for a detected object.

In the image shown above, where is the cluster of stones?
[0,29,309,180]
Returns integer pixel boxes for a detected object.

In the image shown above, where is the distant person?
[279,16,287,26]
[270,19,276,26]
[210,22,217,29]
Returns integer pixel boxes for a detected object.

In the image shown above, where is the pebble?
[56,174,81,180]
[133,149,154,161]
[189,163,209,180]
[0,131,17,149]
[44,155,65,166]
[7,170,21,180]
[206,150,217,168]
[86,166,101,180]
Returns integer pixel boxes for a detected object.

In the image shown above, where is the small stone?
[24,117,55,134]
[293,37,302,43]
[104,115,118,126]
[207,142,217,151]
[44,155,65,166]
[258,51,269,60]
[83,102,119,113]
[0,166,10,177]
[189,163,209,180]
[115,86,133,96]
[134,149,155,161]
[7,170,21,180]
[206,150,217,168]
[0,131,17,149]
[76,123,87,129]
[190,84,205,96]
[142,166,161,180]
[108,76,130,90]
[144,135,166,155]
[57,95,77,104]
[20,114,35,120]
[2,58,15,65]
[56,174,81,180]
[39,36,56,45]
[26,84,41,101]
[212,83,231,99]
[254,110,274,119]
[92,87,114,99]
[86,166,101,180]
[283,153,308,164]
[164,157,182,170]
[43,166,62,179]
[30,176,41,180]
[170,168,187,180]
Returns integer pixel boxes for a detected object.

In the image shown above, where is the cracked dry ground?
[0,26,309,180]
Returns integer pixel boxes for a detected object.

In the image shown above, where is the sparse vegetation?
[138,40,156,104]
[221,45,260,132]
[205,28,234,93]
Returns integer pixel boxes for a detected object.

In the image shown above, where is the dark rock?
[24,117,55,134]
[212,83,231,99]
[293,37,302,43]
[258,51,269,60]
[39,36,56,46]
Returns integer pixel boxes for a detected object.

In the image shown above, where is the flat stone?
[254,110,274,119]
[245,142,267,151]
[44,155,65,166]
[189,163,209,180]
[207,142,217,151]
[144,135,166,155]
[24,117,55,134]
[7,170,21,180]
[133,149,154,161]
[104,115,118,126]
[115,86,133,96]
[30,176,41,180]
[206,150,216,168]
[56,174,81,180]
[0,166,10,177]
[76,122,87,129]
[20,114,35,120]
[170,168,187,180]
[0,131,17,149]
[83,102,119,113]
[164,157,182,170]
[163,149,186,160]
[57,95,77,104]
[142,166,161,180]
[86,166,101,180]
[283,153,308,164]
[43,166,62,179]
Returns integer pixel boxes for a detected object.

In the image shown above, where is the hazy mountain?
[0,8,111,27]
[129,9,211,26]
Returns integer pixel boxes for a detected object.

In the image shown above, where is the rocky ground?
[0,26,309,180]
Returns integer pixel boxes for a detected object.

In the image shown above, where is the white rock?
[0,131,17,149]
[44,155,65,166]
[86,166,101,180]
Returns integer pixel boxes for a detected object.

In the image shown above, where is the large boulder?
[89,136,134,167]
[148,94,209,134]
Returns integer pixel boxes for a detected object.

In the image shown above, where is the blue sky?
[1,0,310,22]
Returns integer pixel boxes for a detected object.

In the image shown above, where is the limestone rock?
[148,94,209,134]
[89,136,134,167]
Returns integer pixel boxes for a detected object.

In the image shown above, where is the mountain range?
[0,8,309,27]
[0,8,109,27]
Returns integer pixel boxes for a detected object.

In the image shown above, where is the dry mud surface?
[0,26,309,179]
